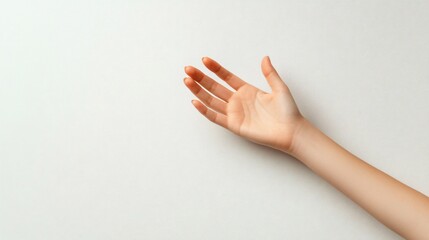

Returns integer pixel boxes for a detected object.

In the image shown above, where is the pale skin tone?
[183,56,429,239]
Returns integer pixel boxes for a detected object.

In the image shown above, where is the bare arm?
[183,56,429,239]
[289,118,429,239]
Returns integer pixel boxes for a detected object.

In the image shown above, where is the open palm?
[184,56,303,152]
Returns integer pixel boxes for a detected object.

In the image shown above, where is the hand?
[183,56,304,153]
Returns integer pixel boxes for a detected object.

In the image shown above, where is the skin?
[183,56,429,239]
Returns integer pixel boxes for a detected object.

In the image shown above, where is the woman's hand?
[185,56,429,240]
[184,56,304,153]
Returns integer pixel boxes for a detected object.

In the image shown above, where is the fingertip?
[183,77,192,86]
[191,99,202,110]
[202,56,211,66]
[261,57,269,74]
[268,57,274,68]
[186,65,198,74]
[185,65,192,72]
[262,55,271,65]
[202,57,219,72]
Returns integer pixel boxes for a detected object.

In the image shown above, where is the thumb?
[261,56,287,92]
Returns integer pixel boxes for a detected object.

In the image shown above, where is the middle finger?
[184,66,233,102]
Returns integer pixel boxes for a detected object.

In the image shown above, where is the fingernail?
[201,57,206,61]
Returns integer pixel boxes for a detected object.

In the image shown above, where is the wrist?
[284,117,316,157]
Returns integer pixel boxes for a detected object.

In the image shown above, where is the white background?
[1,1,428,239]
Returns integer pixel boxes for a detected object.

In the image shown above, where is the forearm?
[286,118,429,239]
